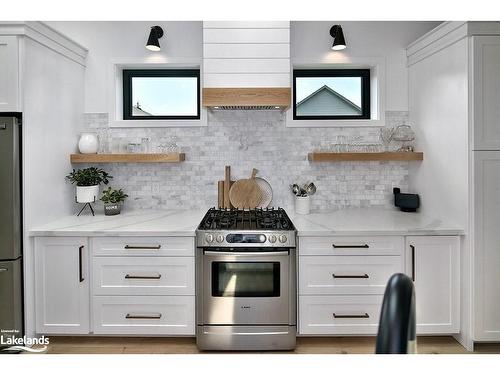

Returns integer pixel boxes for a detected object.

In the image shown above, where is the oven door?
[202,249,290,325]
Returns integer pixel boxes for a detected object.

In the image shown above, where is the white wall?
[291,21,441,111]
[45,21,202,113]
[408,38,469,228]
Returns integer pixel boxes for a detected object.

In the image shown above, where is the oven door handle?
[203,250,289,257]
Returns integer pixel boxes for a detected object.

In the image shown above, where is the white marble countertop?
[290,207,464,236]
[29,207,464,237]
[29,209,207,237]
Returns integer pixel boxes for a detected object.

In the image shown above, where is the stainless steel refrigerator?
[0,115,23,342]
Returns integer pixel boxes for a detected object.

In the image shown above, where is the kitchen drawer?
[92,237,194,257]
[299,295,383,335]
[299,255,403,295]
[92,296,195,335]
[299,236,404,256]
[92,257,195,296]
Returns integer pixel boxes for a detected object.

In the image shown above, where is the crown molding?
[0,21,87,66]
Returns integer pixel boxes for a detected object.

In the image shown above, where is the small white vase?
[78,133,99,154]
[295,196,311,215]
[76,185,99,203]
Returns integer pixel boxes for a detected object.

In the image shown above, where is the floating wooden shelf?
[70,153,185,163]
[308,152,424,162]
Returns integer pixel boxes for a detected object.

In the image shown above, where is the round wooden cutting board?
[229,168,263,209]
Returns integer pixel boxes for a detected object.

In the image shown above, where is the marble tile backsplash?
[82,111,410,212]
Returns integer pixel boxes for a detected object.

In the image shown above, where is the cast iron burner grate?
[198,207,295,231]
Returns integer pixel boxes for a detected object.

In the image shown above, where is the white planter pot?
[295,196,311,215]
[78,133,99,154]
[76,185,99,203]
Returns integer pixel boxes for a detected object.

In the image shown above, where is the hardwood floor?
[31,336,500,354]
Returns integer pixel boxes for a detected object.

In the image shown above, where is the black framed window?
[293,69,370,120]
[123,69,200,120]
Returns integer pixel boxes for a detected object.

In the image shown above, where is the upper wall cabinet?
[202,21,290,88]
[472,36,500,150]
[0,36,19,111]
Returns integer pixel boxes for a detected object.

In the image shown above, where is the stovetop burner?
[198,207,295,231]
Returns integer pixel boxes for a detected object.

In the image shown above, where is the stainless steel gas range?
[195,208,297,351]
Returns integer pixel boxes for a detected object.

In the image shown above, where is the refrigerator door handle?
[78,245,84,282]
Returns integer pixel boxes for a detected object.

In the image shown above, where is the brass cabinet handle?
[332,244,369,249]
[332,273,369,279]
[79,245,84,282]
[125,313,162,319]
[333,313,370,319]
[125,274,162,280]
[124,245,161,250]
[410,244,416,282]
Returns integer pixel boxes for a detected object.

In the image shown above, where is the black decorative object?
[329,25,346,50]
[393,187,420,212]
[375,273,416,354]
[146,26,164,51]
[75,196,95,217]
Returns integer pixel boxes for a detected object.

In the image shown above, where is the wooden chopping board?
[229,168,263,209]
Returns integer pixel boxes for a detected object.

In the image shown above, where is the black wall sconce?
[330,25,346,51]
[146,26,164,52]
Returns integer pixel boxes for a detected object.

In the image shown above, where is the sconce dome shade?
[330,25,346,50]
[146,26,164,51]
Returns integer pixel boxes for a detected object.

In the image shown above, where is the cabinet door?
[34,237,90,334]
[472,36,500,150]
[405,236,460,334]
[0,36,19,111]
[474,152,500,340]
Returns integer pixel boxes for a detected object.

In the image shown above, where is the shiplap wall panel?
[203,43,290,59]
[204,58,290,74]
[204,28,290,44]
[204,73,290,88]
[203,21,290,88]
[203,21,290,29]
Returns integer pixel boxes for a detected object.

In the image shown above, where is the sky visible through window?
[132,77,198,116]
[296,77,362,107]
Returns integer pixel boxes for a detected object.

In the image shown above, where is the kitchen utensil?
[218,181,224,208]
[229,168,262,209]
[305,182,317,196]
[291,184,301,196]
[224,166,231,208]
[255,177,273,208]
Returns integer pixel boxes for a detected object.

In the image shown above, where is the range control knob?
[216,234,224,243]
[205,234,214,243]
[278,234,287,243]
[268,234,277,243]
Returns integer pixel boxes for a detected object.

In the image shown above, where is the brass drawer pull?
[332,244,369,249]
[333,313,370,319]
[332,273,369,279]
[124,245,161,250]
[125,313,162,319]
[125,274,162,280]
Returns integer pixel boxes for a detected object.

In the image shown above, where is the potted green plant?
[66,167,112,203]
[100,187,128,215]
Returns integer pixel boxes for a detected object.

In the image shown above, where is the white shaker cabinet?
[0,36,19,112]
[472,36,500,150]
[405,236,460,334]
[34,237,90,334]
[473,152,500,340]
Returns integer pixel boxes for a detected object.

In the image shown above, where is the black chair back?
[375,273,416,354]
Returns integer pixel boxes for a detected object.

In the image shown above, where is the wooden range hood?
[202,87,291,110]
